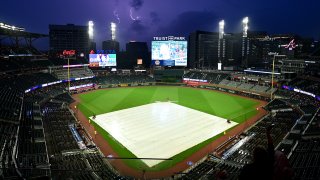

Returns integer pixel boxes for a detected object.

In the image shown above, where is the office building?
[102,40,120,53]
[49,24,89,57]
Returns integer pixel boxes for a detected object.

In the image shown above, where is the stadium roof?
[0,28,47,39]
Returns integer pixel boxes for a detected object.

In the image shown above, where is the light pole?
[268,52,285,100]
[271,53,277,100]
[63,50,75,92]
[68,57,70,92]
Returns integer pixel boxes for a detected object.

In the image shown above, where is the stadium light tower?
[111,22,116,41]
[219,20,225,39]
[242,17,249,38]
[241,17,249,67]
[88,21,94,40]
[218,20,225,70]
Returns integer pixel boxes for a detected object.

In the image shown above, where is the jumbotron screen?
[151,41,187,66]
[89,54,117,67]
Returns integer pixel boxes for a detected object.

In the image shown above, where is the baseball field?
[77,86,261,171]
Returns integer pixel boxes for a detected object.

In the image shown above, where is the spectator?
[239,145,273,180]
[239,124,293,180]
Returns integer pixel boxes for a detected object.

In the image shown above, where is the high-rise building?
[49,24,89,57]
[188,31,243,69]
[247,33,302,68]
[245,31,269,68]
[102,40,120,53]
[125,41,150,68]
[223,33,243,68]
[90,42,96,51]
[189,17,315,70]
[188,31,219,69]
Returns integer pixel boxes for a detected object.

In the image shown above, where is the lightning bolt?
[129,8,141,21]
[113,10,121,24]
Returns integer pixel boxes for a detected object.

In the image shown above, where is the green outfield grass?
[77,86,260,171]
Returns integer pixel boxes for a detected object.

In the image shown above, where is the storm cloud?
[158,10,218,36]
[130,0,144,10]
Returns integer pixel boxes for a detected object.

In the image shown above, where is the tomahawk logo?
[284,39,297,50]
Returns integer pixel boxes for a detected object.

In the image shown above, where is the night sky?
[1,0,320,50]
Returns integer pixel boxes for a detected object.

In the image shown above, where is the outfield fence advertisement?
[183,78,209,86]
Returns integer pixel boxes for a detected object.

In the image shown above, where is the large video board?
[151,40,187,66]
[89,54,116,67]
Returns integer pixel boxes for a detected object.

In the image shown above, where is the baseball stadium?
[1,15,320,180]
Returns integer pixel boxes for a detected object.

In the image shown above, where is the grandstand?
[182,70,278,101]
[52,67,94,80]
[1,62,319,179]
[0,25,52,73]
[1,59,320,179]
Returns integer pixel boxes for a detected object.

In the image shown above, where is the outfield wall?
[93,81,270,101]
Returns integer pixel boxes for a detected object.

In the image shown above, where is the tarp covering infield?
[90,102,237,167]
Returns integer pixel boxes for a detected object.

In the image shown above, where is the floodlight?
[219,20,225,39]
[111,22,116,41]
[111,22,116,29]
[242,17,249,38]
[219,20,225,27]
[88,21,94,40]
[242,17,249,24]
